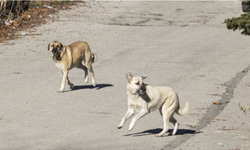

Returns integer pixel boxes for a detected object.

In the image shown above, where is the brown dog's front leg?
[66,76,74,90]
[57,71,68,93]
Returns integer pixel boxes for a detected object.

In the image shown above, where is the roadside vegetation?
[225,1,250,117]
[0,0,80,43]
[225,1,250,35]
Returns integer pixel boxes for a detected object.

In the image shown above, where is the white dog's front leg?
[128,110,148,131]
[57,71,69,93]
[118,108,134,129]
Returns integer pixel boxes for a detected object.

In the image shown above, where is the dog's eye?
[135,82,140,85]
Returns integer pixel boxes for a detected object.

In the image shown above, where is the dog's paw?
[117,126,122,129]
[92,79,96,87]
[128,126,134,131]
[155,132,169,137]
[85,76,89,83]
[155,134,163,137]
[57,88,63,93]
[69,84,74,90]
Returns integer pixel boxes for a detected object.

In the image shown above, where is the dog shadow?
[72,83,113,90]
[123,128,198,137]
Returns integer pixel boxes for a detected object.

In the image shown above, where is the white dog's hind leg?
[156,102,177,137]
[155,111,170,137]
[170,116,179,135]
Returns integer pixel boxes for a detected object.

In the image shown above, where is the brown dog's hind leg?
[76,63,89,84]
[86,62,96,87]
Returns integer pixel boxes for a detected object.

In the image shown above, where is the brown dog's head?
[126,72,147,95]
[48,41,64,58]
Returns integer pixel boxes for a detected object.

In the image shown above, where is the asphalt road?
[0,1,249,150]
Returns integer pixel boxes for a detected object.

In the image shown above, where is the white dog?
[117,73,189,137]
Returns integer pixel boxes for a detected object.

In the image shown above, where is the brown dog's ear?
[141,76,147,80]
[59,43,63,50]
[126,72,133,83]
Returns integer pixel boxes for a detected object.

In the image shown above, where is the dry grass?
[0,1,80,43]
[0,1,30,21]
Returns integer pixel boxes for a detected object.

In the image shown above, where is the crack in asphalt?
[163,65,250,150]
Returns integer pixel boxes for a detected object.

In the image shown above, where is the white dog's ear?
[126,72,133,83]
[141,76,147,80]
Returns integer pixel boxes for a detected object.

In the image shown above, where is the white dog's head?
[126,72,147,95]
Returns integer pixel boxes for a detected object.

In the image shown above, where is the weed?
[239,103,250,116]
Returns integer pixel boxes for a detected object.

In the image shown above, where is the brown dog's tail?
[92,53,97,63]
[177,101,189,116]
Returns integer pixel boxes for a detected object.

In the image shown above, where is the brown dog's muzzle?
[52,48,57,54]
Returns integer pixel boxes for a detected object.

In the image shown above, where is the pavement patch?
[163,65,250,149]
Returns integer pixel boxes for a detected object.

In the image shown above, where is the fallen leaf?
[246,83,250,87]
[208,93,223,97]
[195,107,207,110]
[213,101,222,105]
[215,118,226,121]
[218,126,236,131]
[3,42,14,45]
[13,72,22,74]
[196,75,206,77]
[187,124,197,128]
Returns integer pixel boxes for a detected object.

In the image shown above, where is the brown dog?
[48,41,97,92]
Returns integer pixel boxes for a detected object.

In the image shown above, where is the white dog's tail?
[92,53,97,63]
[177,101,189,116]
